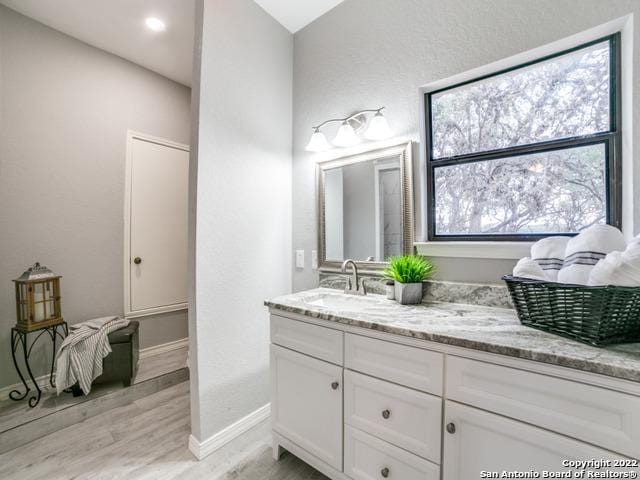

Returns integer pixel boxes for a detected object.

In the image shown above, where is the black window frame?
[425,33,622,242]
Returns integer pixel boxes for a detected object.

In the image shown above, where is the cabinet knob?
[331,381,339,390]
[133,257,142,265]
[381,467,390,478]
[381,409,391,419]
[446,422,456,434]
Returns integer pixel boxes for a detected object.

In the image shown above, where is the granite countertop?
[265,288,640,384]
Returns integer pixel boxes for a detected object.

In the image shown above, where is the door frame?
[373,159,401,262]
[124,130,190,319]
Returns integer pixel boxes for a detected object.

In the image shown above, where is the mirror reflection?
[324,157,403,262]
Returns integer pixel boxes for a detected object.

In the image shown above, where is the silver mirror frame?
[317,141,414,274]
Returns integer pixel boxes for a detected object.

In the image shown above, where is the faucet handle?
[359,278,367,295]
[344,277,352,294]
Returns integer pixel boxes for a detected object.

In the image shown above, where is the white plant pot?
[394,282,423,305]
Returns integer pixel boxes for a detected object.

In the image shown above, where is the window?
[425,34,621,241]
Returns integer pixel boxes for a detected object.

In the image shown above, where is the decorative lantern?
[13,262,63,332]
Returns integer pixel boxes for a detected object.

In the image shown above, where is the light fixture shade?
[364,112,392,140]
[333,122,360,147]
[306,130,331,152]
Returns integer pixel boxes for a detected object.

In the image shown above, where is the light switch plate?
[296,250,305,269]
[311,250,318,270]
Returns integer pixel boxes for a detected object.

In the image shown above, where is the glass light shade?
[306,130,331,152]
[364,112,392,140]
[332,122,360,147]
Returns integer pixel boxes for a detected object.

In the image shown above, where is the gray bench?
[70,320,139,396]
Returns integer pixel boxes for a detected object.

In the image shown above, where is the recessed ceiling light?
[145,17,166,32]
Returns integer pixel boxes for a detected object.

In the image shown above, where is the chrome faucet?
[341,259,367,296]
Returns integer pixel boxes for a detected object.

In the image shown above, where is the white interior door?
[126,132,189,317]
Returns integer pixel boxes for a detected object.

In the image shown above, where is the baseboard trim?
[139,338,189,359]
[0,374,51,401]
[189,403,271,460]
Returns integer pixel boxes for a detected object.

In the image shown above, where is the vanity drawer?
[270,315,343,365]
[344,370,441,462]
[447,356,640,459]
[345,333,443,395]
[345,426,440,480]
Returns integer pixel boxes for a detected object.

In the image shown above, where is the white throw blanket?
[55,316,130,395]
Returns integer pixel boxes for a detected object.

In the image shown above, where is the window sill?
[415,241,531,260]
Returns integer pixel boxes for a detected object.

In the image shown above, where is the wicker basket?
[503,275,640,347]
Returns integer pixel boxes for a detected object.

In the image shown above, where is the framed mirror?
[317,141,414,273]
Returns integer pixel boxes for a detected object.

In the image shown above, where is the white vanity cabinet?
[270,344,344,471]
[269,312,640,480]
[442,402,627,480]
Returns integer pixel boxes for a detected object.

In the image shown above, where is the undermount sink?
[304,293,377,312]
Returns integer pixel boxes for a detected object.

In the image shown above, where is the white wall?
[0,5,191,390]
[292,0,640,290]
[189,0,292,443]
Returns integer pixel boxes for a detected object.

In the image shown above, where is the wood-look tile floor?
[0,380,328,480]
[0,346,188,434]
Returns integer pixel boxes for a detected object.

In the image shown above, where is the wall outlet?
[296,250,305,269]
[311,250,318,270]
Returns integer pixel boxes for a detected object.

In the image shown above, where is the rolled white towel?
[629,234,640,244]
[588,251,640,286]
[589,238,640,286]
[558,224,626,285]
[624,239,640,260]
[531,236,569,281]
[513,257,547,281]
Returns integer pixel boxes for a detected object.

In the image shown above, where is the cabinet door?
[271,345,343,470]
[443,402,631,480]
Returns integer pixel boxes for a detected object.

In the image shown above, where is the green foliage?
[383,255,436,284]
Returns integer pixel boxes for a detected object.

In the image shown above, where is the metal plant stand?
[9,322,68,408]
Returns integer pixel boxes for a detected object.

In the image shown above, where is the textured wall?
[292,0,640,290]
[0,6,191,389]
[190,0,292,441]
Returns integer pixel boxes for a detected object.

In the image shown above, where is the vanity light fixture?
[305,107,392,151]
[306,128,332,152]
[364,110,393,140]
[332,121,360,147]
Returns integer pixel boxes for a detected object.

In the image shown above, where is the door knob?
[446,422,456,434]
[133,257,142,265]
[381,409,391,419]
[381,467,390,478]
[331,381,339,390]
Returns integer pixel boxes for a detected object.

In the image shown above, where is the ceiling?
[254,0,344,33]
[0,0,196,86]
[0,0,343,87]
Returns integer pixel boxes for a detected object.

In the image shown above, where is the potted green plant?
[383,255,436,305]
